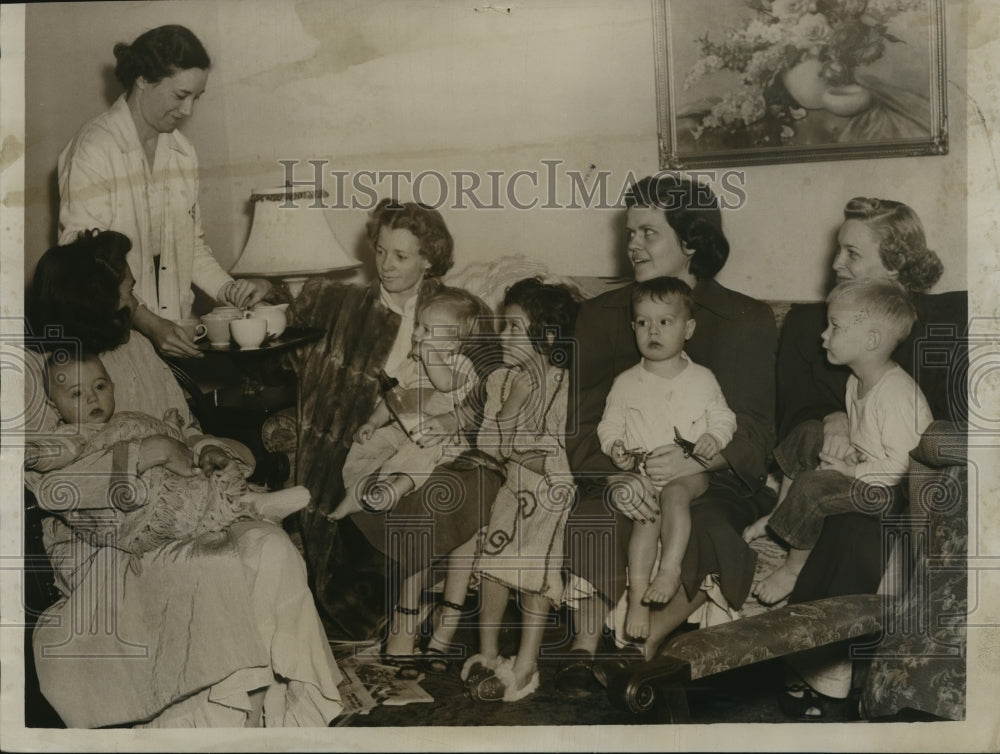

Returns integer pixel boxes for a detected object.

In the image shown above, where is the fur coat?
[286,276,443,638]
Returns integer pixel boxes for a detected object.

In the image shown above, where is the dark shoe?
[779,683,848,721]
[417,646,453,675]
[592,646,644,688]
[554,649,601,698]
[381,653,422,680]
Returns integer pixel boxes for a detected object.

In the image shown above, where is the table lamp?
[230,185,359,297]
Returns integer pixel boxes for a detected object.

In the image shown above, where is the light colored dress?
[473,366,575,605]
[58,95,233,320]
[22,334,342,727]
[341,353,476,509]
[52,410,259,557]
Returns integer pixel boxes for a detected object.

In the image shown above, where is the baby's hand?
[354,422,376,445]
[198,445,233,475]
[163,408,185,431]
[692,433,721,461]
[610,439,633,470]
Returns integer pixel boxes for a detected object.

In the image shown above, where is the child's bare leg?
[609,472,658,639]
[246,485,311,522]
[361,473,415,513]
[385,568,428,657]
[477,577,509,665]
[643,584,708,661]
[643,474,709,605]
[326,474,377,521]
[743,475,793,542]
[426,534,477,656]
[753,546,811,605]
[508,592,548,693]
[626,517,659,640]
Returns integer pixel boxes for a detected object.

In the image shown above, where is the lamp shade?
[230,186,359,295]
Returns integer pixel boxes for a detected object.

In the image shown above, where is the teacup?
[249,303,288,338]
[201,313,235,347]
[209,305,242,320]
[230,316,268,350]
[174,318,207,343]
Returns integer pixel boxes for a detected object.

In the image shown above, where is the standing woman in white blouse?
[58,24,270,358]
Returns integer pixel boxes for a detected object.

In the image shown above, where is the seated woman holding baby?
[285,198,504,651]
[24,230,342,728]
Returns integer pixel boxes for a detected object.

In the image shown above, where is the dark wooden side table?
[168,326,323,489]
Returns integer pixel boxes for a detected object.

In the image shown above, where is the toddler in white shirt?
[598,277,736,640]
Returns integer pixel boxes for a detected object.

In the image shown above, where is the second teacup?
[202,314,234,347]
[174,318,207,343]
[230,316,268,349]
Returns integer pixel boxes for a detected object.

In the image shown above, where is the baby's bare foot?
[326,496,363,521]
[752,562,802,605]
[248,485,311,522]
[361,475,414,513]
[625,596,650,640]
[742,514,771,543]
[642,564,681,605]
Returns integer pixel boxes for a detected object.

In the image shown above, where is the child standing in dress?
[328,287,489,521]
[31,351,309,555]
[744,279,933,604]
[458,278,580,702]
[597,276,736,640]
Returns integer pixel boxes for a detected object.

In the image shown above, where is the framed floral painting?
[653,0,948,168]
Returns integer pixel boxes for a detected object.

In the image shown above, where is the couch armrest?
[911,420,966,467]
[606,594,884,713]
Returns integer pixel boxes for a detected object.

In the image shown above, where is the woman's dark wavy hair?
[30,230,134,354]
[843,197,943,293]
[365,198,454,278]
[114,24,211,94]
[624,174,730,280]
[503,277,580,368]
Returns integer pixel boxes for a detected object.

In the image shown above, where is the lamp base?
[282,276,309,298]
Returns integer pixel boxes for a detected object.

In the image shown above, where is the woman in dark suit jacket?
[558,174,778,694]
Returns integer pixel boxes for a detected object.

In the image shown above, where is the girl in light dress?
[454,278,580,702]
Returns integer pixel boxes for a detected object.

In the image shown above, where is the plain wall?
[23,0,968,301]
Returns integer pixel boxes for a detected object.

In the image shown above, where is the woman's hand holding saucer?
[133,307,202,358]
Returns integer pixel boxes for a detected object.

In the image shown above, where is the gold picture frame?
[653,0,948,169]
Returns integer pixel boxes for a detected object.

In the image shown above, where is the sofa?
[261,255,969,722]
[605,419,967,722]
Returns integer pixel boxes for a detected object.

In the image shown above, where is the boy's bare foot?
[625,596,650,640]
[642,563,681,605]
[742,514,771,543]
[248,485,311,522]
[752,560,804,605]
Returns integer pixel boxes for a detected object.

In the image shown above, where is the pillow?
[443,254,582,312]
